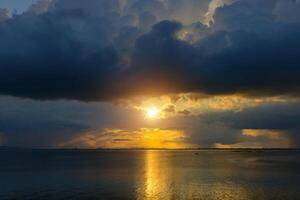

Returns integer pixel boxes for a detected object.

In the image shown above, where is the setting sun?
[145,107,160,119]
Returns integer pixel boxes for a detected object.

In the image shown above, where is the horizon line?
[1,146,300,151]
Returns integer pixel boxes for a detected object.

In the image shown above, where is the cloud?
[242,129,285,140]
[273,0,300,23]
[50,0,122,17]
[125,0,300,98]
[1,0,300,148]
[204,0,236,25]
[212,0,277,32]
[1,0,300,101]
[0,95,298,148]
[0,95,142,147]
[0,8,10,22]
[163,104,176,113]
[0,0,207,101]
[59,128,194,149]
[0,6,122,101]
[199,101,300,147]
[203,102,300,130]
[178,110,191,115]
[26,0,52,15]
[0,0,300,101]
[131,19,300,97]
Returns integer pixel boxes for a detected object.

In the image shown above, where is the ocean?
[1,149,300,200]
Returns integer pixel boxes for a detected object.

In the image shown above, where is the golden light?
[145,107,160,119]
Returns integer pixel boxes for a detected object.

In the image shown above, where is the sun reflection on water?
[136,150,172,200]
[135,150,250,200]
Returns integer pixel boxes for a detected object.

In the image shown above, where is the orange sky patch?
[59,128,196,149]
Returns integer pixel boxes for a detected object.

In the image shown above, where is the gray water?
[1,149,300,200]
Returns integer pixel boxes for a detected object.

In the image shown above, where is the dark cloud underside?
[0,0,300,101]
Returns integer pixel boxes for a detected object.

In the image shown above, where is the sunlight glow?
[145,107,160,119]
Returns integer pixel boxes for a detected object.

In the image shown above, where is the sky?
[0,0,37,13]
[0,0,300,148]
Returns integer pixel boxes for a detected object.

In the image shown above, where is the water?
[1,149,300,200]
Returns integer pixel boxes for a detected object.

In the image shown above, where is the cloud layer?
[1,0,300,148]
[1,0,300,101]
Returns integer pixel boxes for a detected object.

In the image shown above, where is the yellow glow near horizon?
[59,128,195,149]
[145,107,160,119]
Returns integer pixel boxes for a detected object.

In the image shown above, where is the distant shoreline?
[1,146,300,151]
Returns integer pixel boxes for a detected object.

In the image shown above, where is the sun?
[145,106,160,119]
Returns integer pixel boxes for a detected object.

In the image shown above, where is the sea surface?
[1,149,300,200]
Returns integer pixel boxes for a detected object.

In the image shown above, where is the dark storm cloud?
[0,119,87,147]
[127,0,300,97]
[132,20,300,97]
[199,101,300,147]
[0,96,89,147]
[202,102,300,130]
[0,96,145,147]
[0,0,209,101]
[0,7,121,101]
[1,0,300,101]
